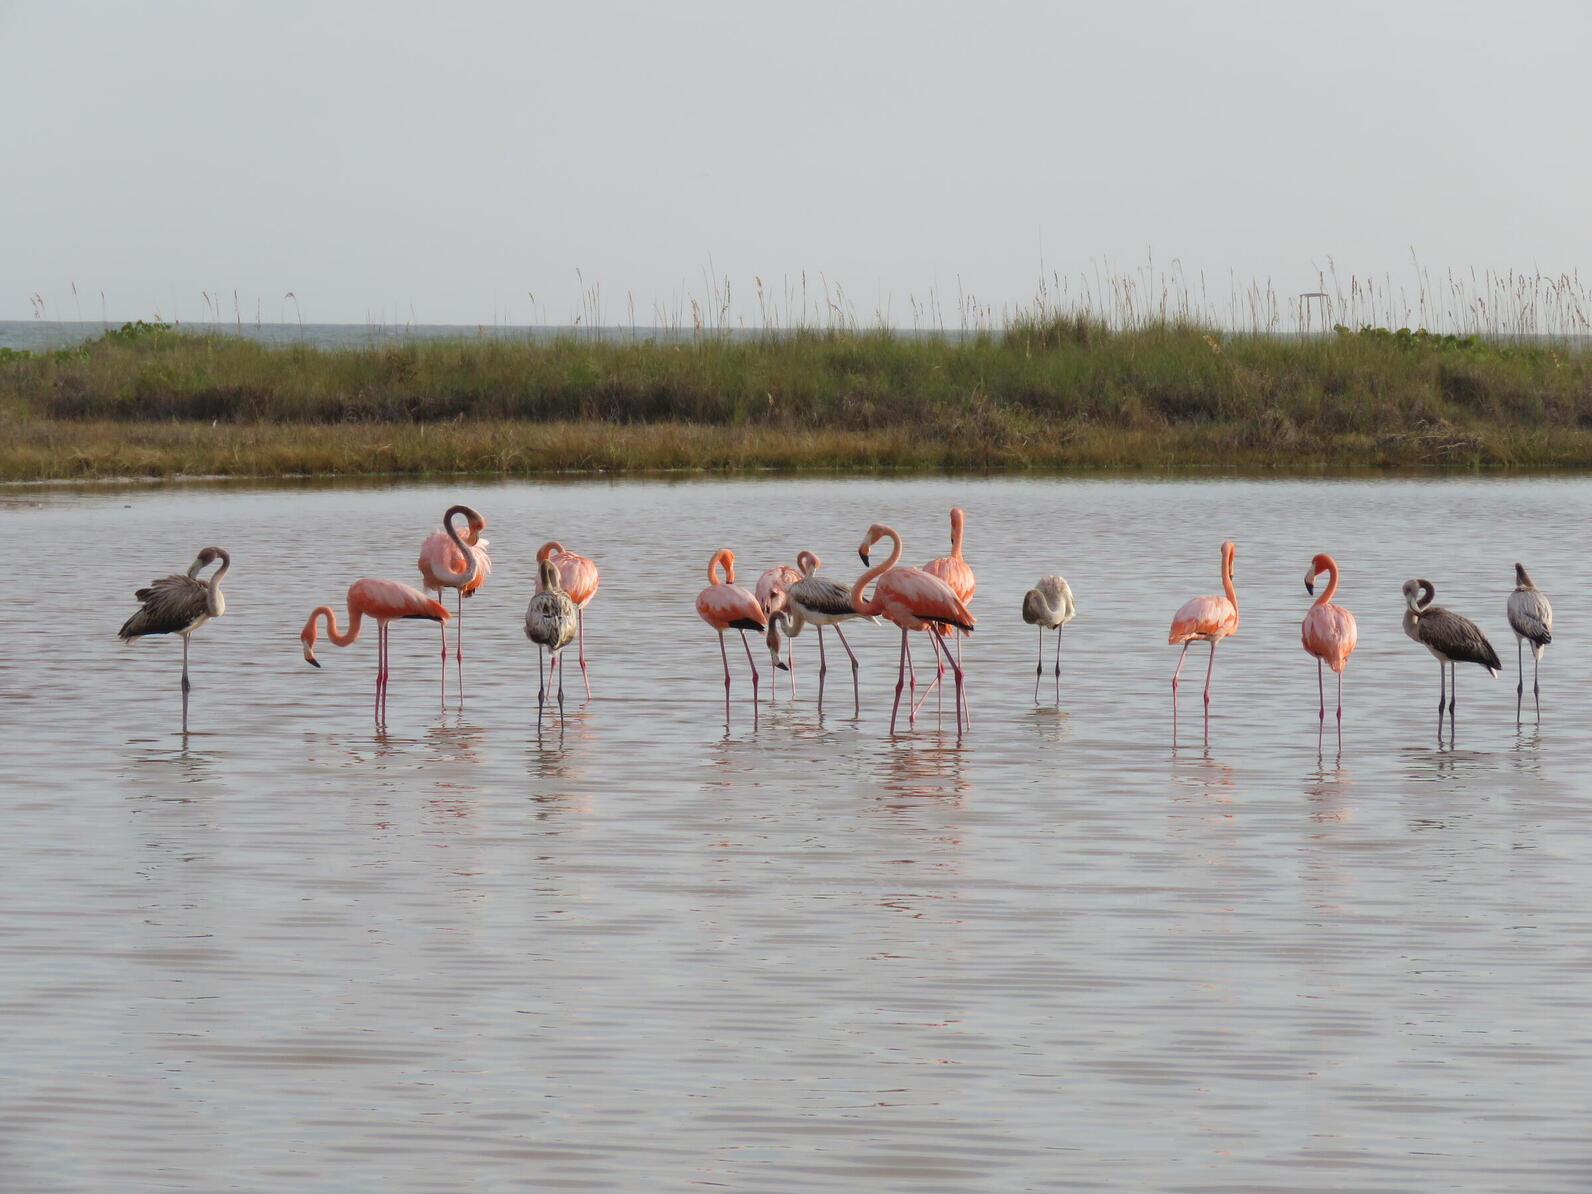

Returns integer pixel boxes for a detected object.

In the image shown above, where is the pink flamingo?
[852,523,975,734]
[301,579,449,725]
[756,563,802,694]
[537,541,600,697]
[919,507,976,721]
[696,549,767,727]
[416,504,488,704]
[1168,540,1238,727]
[1302,553,1358,725]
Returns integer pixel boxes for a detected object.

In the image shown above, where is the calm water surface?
[4,475,1590,1193]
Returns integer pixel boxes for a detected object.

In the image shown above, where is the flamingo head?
[765,611,791,671]
[1514,562,1533,589]
[1305,552,1333,594]
[537,540,564,564]
[857,523,889,567]
[300,625,322,668]
[1401,578,1435,612]
[796,549,820,577]
[537,558,562,593]
[187,546,224,577]
[464,507,487,546]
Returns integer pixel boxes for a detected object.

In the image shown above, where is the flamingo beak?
[858,549,870,566]
[303,646,321,668]
[1304,579,1314,595]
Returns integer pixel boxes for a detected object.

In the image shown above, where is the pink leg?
[554,651,567,721]
[889,627,908,732]
[930,627,965,736]
[1337,668,1344,725]
[717,630,732,727]
[455,589,465,703]
[738,629,761,724]
[815,625,828,712]
[1203,640,1219,706]
[786,632,796,697]
[833,624,862,718]
[904,633,919,716]
[435,588,447,710]
[577,608,591,698]
[374,623,386,725]
[1317,658,1325,721]
[1171,641,1191,733]
[955,633,970,728]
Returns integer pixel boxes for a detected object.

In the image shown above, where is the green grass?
[3,319,1591,480]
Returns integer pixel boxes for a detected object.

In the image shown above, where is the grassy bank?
[3,320,1591,479]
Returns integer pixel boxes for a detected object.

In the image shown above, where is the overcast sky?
[3,0,1587,327]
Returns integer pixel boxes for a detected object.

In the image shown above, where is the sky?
[3,0,1588,328]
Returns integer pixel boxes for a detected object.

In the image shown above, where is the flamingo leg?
[833,624,861,718]
[904,633,919,715]
[1034,625,1044,703]
[536,644,547,722]
[1202,640,1218,707]
[1171,641,1192,729]
[717,630,732,727]
[786,631,796,698]
[1317,658,1325,722]
[930,625,965,736]
[555,651,566,722]
[890,627,908,733]
[1337,667,1344,724]
[738,629,760,723]
[436,587,448,711]
[815,624,828,711]
[577,608,591,698]
[455,588,465,704]
[180,633,192,734]
[1516,637,1524,724]
[956,632,970,728]
[1534,649,1541,720]
[1053,625,1063,706]
[1438,660,1447,716]
[374,623,386,725]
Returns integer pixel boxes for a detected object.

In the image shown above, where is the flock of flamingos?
[116,503,1555,738]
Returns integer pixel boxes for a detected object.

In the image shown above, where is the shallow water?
[4,474,1589,1193]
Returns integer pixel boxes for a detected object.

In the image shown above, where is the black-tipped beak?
[305,655,321,668]
[775,661,790,671]
[1305,580,1314,595]
[858,550,870,566]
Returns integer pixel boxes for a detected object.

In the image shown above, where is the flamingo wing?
[878,567,974,633]
[1169,595,1237,643]
[1302,603,1357,671]
[352,577,450,621]
[696,583,766,631]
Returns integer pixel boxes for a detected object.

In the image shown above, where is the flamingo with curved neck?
[417,504,488,706]
[920,507,976,721]
[118,545,232,734]
[1301,552,1357,726]
[302,578,449,726]
[852,523,974,734]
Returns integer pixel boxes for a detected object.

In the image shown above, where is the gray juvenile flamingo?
[1507,563,1552,722]
[1402,578,1499,725]
[1021,575,1076,705]
[119,546,231,734]
[765,550,878,716]
[525,558,579,724]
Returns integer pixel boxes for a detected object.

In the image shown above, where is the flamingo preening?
[1301,553,1357,725]
[416,504,488,705]
[118,546,231,734]
[756,563,802,695]
[525,557,579,724]
[919,507,976,722]
[695,549,767,728]
[1020,575,1075,705]
[1402,578,1499,727]
[1168,540,1238,729]
[537,541,600,697]
[765,550,877,716]
[1507,563,1552,722]
[301,578,449,725]
[853,524,974,734]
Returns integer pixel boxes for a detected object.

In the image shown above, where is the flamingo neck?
[538,540,564,563]
[851,527,903,614]
[1313,559,1339,607]
[443,509,481,590]
[1221,549,1237,611]
[311,603,365,649]
[797,550,819,577]
[205,551,231,616]
[949,509,965,558]
[708,550,735,586]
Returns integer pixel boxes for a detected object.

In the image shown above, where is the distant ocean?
[0,320,968,352]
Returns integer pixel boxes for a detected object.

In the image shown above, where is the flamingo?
[1168,540,1238,725]
[852,524,974,734]
[756,563,803,694]
[416,504,489,704]
[537,541,600,697]
[1507,563,1552,722]
[695,548,767,726]
[765,550,878,716]
[301,578,449,725]
[1021,575,1075,705]
[920,507,976,720]
[118,546,231,734]
[1402,578,1499,723]
[525,557,579,724]
[1301,553,1357,724]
